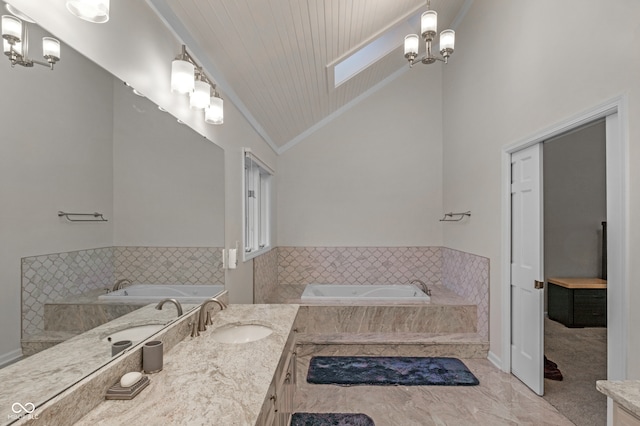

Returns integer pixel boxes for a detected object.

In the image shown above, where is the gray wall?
[543,120,606,280]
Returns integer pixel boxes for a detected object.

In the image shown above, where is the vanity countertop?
[0,303,194,425]
[597,380,640,418]
[75,304,299,425]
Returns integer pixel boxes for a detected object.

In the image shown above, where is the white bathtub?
[98,284,224,304]
[300,284,430,303]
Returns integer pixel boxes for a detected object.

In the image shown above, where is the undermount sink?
[211,324,273,344]
[102,324,164,343]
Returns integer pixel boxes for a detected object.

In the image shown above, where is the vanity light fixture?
[205,86,224,125]
[66,0,110,24]
[2,14,60,70]
[190,71,210,110]
[171,44,224,125]
[403,0,455,67]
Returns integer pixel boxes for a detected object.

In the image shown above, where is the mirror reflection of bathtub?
[99,284,225,304]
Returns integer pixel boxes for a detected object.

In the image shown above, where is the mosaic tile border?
[442,247,489,338]
[277,246,442,286]
[22,246,225,338]
[114,246,224,285]
[254,248,279,303]
[22,247,114,338]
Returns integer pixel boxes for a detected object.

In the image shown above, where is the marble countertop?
[75,304,299,426]
[1,303,198,425]
[597,380,640,418]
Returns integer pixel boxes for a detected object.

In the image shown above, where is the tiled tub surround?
[1,303,198,426]
[114,246,224,286]
[22,247,114,338]
[256,246,489,338]
[21,246,224,340]
[442,247,490,338]
[277,246,442,287]
[253,247,279,303]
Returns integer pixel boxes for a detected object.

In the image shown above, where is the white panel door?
[510,143,544,395]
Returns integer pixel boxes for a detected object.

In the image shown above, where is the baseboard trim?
[487,350,503,371]
[0,348,23,368]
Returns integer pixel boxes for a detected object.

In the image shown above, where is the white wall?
[8,0,278,304]
[112,80,225,247]
[277,67,444,247]
[0,33,114,361]
[442,0,640,376]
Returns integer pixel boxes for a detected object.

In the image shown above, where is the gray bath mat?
[291,412,375,426]
[307,356,479,386]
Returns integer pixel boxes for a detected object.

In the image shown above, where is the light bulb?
[190,79,210,110]
[171,59,194,94]
[421,10,437,37]
[42,37,60,61]
[2,15,22,43]
[439,29,455,56]
[404,34,419,58]
[205,96,224,125]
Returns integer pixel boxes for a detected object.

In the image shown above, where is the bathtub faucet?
[410,279,431,296]
[155,298,183,317]
[112,278,132,292]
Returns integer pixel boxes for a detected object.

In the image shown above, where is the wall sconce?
[66,0,110,24]
[171,45,224,125]
[403,0,455,67]
[2,14,60,70]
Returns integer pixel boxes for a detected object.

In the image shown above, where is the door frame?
[500,95,629,382]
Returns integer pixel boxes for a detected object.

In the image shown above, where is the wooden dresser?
[547,277,607,327]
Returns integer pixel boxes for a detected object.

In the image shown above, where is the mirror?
[0,17,224,423]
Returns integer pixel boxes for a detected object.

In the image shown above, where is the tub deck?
[267,283,488,358]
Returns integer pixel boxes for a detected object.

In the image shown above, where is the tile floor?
[294,355,574,426]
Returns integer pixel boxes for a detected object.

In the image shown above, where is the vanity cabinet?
[614,402,640,426]
[256,335,297,426]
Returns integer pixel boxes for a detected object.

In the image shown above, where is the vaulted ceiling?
[149,0,469,153]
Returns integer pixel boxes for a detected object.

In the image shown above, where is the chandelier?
[403,0,455,67]
[2,11,60,70]
[171,45,224,125]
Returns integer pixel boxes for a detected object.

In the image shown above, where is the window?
[243,149,273,260]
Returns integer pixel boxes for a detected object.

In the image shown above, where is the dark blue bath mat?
[307,356,479,386]
[291,412,375,426]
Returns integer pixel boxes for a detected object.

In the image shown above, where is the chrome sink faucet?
[112,278,132,292]
[191,294,228,337]
[410,279,432,296]
[155,298,183,317]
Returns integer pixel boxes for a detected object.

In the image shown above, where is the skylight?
[331,22,413,88]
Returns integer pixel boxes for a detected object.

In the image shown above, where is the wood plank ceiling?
[149,0,466,152]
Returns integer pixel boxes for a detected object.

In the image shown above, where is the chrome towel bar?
[58,211,108,222]
[439,211,471,222]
